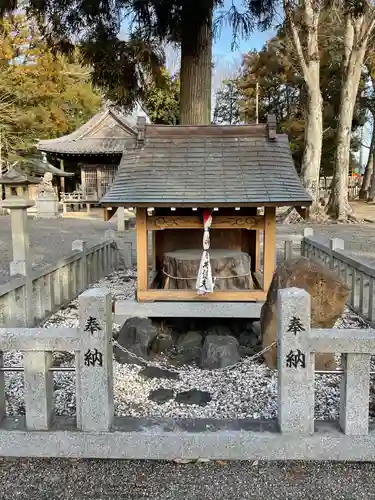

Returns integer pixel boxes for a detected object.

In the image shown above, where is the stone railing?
[300,228,375,325]
[0,231,119,327]
[0,196,121,327]
[0,287,374,461]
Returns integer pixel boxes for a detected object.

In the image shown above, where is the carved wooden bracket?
[147,215,264,230]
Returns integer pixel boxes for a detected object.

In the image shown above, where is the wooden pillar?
[59,158,65,194]
[152,231,157,272]
[81,167,86,195]
[97,168,102,199]
[263,206,276,291]
[136,208,148,296]
[254,231,260,273]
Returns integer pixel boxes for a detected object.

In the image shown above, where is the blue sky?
[212,0,276,61]
[213,25,274,59]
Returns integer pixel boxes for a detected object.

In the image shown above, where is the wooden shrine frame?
[136,207,276,302]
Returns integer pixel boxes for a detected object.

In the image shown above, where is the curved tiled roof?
[0,166,41,184]
[37,108,140,155]
[100,116,312,207]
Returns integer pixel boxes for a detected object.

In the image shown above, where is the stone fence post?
[76,288,113,431]
[117,206,126,232]
[284,240,293,260]
[277,287,314,434]
[301,228,313,258]
[329,238,344,270]
[2,196,34,326]
[72,240,87,293]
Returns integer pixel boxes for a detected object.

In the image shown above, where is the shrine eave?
[100,200,312,208]
[100,116,312,208]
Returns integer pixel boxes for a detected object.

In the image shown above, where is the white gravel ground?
[3,270,373,421]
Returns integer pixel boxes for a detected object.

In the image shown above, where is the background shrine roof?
[0,166,41,184]
[21,158,74,177]
[100,115,312,207]
[37,108,146,155]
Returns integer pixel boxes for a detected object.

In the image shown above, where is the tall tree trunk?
[284,0,323,207]
[179,3,213,125]
[300,80,323,205]
[359,116,375,199]
[368,166,375,201]
[328,62,362,218]
[327,13,375,219]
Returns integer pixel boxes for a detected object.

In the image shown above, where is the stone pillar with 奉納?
[76,288,114,431]
[278,287,314,434]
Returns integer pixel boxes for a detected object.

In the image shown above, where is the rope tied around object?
[162,268,252,281]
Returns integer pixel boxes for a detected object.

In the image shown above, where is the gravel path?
[1,458,375,499]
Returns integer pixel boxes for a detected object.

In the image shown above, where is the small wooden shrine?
[101,115,312,304]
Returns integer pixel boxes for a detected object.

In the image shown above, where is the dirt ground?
[0,458,375,500]
[1,215,375,285]
[350,200,375,222]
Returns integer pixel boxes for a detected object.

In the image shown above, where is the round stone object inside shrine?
[163,249,253,290]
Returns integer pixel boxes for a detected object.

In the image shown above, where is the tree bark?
[327,13,375,219]
[359,116,375,199]
[300,82,323,205]
[179,3,213,125]
[368,167,375,201]
[163,249,253,290]
[284,0,323,207]
[327,58,362,218]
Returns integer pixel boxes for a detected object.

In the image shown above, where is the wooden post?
[97,168,102,199]
[136,208,148,295]
[81,167,86,196]
[255,231,260,272]
[152,231,157,272]
[59,158,65,195]
[263,206,276,291]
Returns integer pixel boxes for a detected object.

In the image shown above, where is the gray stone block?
[114,317,158,364]
[277,288,314,434]
[177,331,203,351]
[340,353,370,435]
[200,335,240,369]
[77,288,114,432]
[115,299,263,319]
[3,418,375,460]
[23,351,53,430]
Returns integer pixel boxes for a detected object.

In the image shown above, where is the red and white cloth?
[196,209,214,295]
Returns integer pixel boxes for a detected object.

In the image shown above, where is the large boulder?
[174,330,203,364]
[261,257,350,370]
[200,335,240,369]
[114,317,158,365]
